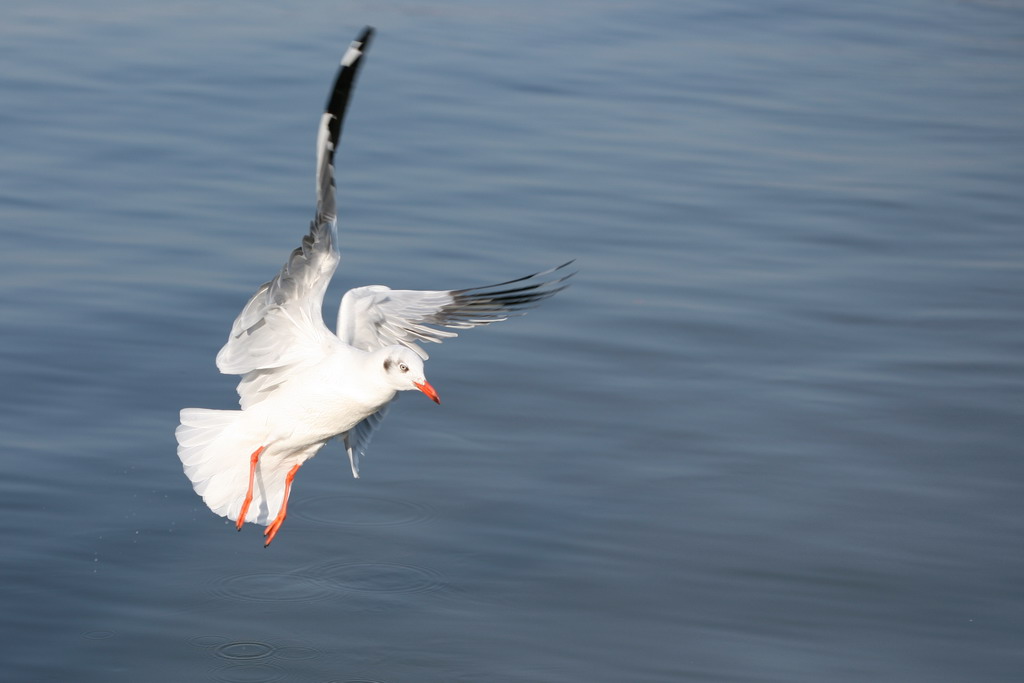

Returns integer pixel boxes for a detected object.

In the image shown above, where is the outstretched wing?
[336,261,574,358]
[215,28,375,381]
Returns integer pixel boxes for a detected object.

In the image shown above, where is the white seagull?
[175,27,572,547]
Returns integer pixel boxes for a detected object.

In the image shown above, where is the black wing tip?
[325,26,374,110]
[344,26,375,71]
[356,26,375,46]
[319,25,376,181]
[450,260,578,296]
[447,262,576,316]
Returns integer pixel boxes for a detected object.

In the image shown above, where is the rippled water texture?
[2,0,1023,681]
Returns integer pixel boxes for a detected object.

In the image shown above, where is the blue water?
[2,1,1023,680]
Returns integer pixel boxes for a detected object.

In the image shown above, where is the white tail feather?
[176,408,287,526]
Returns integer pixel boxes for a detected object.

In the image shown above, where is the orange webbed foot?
[236,446,265,530]
[262,463,301,548]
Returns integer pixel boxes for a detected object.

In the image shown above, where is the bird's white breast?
[248,347,394,456]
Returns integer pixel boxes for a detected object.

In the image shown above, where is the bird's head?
[380,346,440,404]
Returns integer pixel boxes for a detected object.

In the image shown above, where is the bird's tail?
[175,408,282,525]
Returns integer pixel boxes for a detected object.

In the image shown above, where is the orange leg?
[263,463,301,548]
[236,445,265,531]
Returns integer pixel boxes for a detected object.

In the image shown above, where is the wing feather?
[342,404,390,478]
[214,28,374,399]
[337,261,574,357]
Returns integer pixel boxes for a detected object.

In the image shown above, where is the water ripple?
[81,630,115,640]
[308,560,446,595]
[215,641,276,661]
[207,571,335,603]
[275,645,321,660]
[189,634,229,648]
[211,662,286,683]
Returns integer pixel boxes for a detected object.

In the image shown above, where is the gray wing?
[215,28,375,382]
[342,403,390,478]
[336,261,575,358]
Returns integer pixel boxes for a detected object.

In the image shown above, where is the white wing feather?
[337,262,575,358]
[212,28,374,408]
[215,221,340,377]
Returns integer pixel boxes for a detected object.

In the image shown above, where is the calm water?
[2,1,1023,681]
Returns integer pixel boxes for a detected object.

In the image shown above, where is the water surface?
[2,1,1023,680]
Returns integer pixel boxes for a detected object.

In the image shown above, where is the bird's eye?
[399,363,409,373]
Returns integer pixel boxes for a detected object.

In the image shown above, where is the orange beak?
[414,380,441,404]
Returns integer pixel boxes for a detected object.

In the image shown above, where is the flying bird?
[175,27,572,547]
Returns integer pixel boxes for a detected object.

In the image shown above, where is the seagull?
[175,27,572,547]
